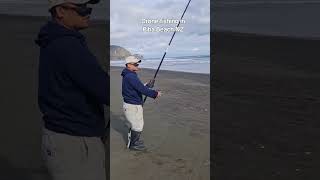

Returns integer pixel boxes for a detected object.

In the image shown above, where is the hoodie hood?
[35,21,84,48]
[121,68,136,77]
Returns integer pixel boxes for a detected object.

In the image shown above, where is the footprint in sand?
[151,153,191,173]
[132,151,191,173]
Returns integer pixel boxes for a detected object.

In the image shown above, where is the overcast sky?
[110,0,210,58]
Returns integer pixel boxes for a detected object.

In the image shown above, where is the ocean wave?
[111,56,210,74]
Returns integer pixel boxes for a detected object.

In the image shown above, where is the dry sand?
[110,67,210,180]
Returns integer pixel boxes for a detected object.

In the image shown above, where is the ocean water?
[214,0,320,38]
[0,0,107,20]
[111,55,210,74]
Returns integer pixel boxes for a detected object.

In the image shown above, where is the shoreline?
[111,65,210,75]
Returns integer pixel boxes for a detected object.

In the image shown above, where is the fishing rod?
[143,0,192,104]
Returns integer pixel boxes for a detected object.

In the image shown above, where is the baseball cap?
[125,56,142,64]
[48,0,100,9]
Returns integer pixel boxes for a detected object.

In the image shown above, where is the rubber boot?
[127,129,144,148]
[129,130,146,151]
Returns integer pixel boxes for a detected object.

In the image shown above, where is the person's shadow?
[110,112,130,144]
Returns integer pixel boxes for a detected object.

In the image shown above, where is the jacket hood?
[121,68,136,77]
[35,21,84,48]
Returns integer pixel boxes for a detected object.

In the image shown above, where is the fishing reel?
[146,79,155,88]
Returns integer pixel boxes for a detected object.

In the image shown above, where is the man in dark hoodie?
[121,55,162,151]
[35,0,108,179]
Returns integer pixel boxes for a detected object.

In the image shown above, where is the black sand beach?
[212,31,320,179]
[110,67,210,180]
[0,14,108,179]
[2,12,320,180]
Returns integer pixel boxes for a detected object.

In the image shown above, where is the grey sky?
[110,0,210,58]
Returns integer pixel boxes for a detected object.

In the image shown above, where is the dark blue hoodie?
[121,68,157,105]
[35,21,109,137]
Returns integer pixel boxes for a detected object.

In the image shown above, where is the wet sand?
[110,67,210,180]
[212,31,320,179]
[0,14,108,179]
